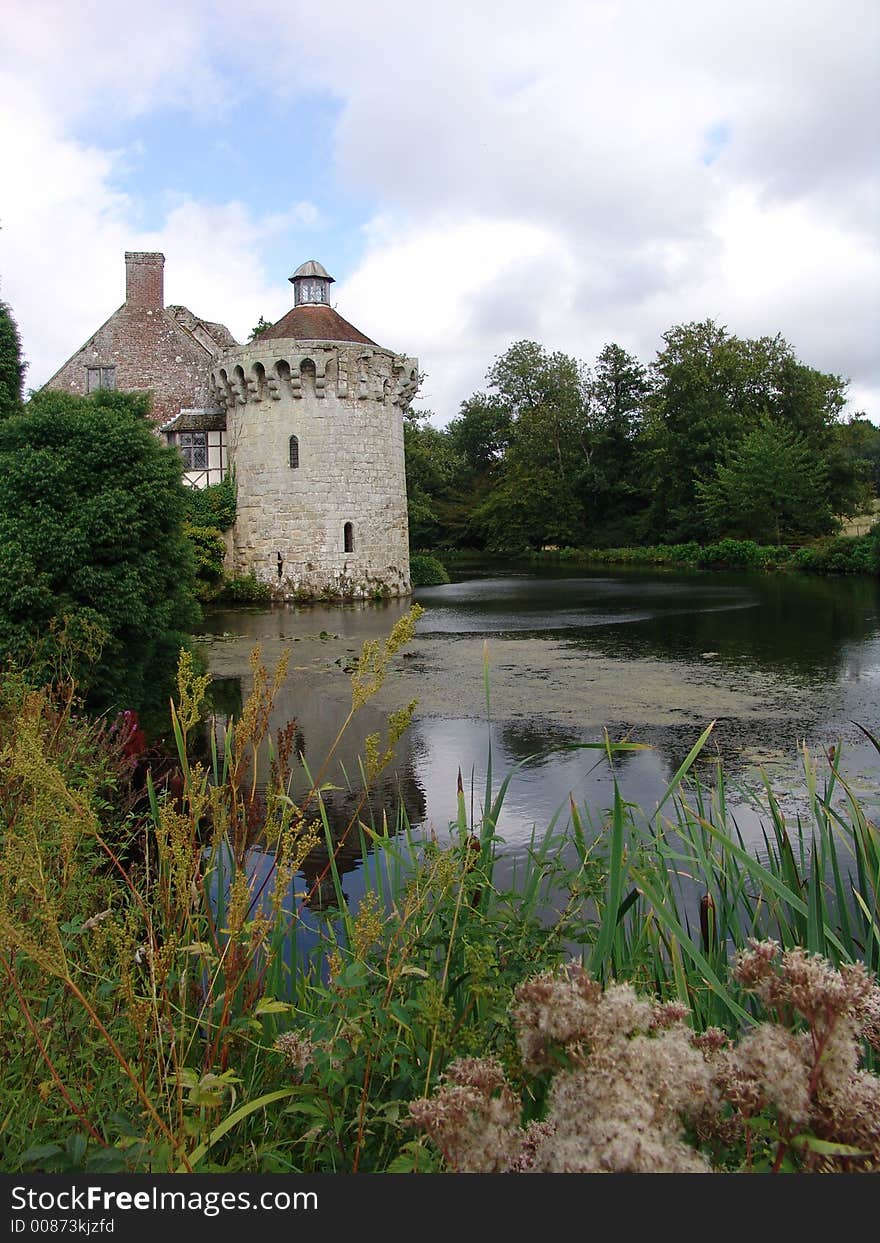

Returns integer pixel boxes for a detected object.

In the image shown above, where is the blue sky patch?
[701,120,731,166]
[82,91,376,281]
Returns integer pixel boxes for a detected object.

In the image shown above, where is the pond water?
[194,563,880,902]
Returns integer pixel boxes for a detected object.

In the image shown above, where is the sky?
[1,0,878,425]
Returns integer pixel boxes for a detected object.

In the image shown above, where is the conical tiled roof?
[258,303,378,346]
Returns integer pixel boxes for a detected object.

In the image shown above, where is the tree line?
[405,321,880,551]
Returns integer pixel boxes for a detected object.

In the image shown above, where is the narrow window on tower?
[344,522,354,553]
[289,434,299,469]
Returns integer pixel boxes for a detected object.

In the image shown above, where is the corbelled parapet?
[209,345,419,411]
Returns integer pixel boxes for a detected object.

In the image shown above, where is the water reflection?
[416,567,880,681]
[196,563,880,903]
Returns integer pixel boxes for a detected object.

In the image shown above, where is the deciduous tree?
[696,417,833,543]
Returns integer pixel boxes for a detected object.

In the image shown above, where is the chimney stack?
[125,251,165,310]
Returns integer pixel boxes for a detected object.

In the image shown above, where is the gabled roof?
[258,303,378,347]
[167,306,238,351]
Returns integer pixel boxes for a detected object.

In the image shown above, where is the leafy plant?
[410,553,450,587]
[0,389,199,718]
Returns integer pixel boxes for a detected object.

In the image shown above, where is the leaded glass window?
[179,432,208,470]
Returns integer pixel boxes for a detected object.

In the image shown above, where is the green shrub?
[790,534,880,575]
[221,573,272,604]
[183,522,227,581]
[181,474,237,531]
[665,541,701,564]
[0,389,198,717]
[410,553,451,586]
[698,539,790,570]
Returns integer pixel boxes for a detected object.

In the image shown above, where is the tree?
[471,341,592,548]
[250,315,273,340]
[0,300,25,420]
[696,417,833,544]
[403,409,467,548]
[581,343,650,542]
[644,321,855,541]
[0,389,199,719]
[590,343,649,437]
[835,413,880,496]
[446,393,512,475]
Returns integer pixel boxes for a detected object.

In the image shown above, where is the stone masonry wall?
[44,254,223,425]
[45,306,218,426]
[212,341,416,598]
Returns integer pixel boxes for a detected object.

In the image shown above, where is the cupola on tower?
[291,259,333,305]
[211,261,417,598]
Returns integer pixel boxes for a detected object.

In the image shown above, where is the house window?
[86,366,116,392]
[178,432,208,470]
[344,522,354,553]
[289,434,299,468]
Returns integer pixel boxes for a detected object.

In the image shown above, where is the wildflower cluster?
[719,940,880,1171]
[409,949,880,1173]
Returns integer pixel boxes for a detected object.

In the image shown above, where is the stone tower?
[211,261,417,598]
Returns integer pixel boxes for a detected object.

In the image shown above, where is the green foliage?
[403,325,863,555]
[221,573,272,604]
[183,523,226,579]
[536,536,878,576]
[697,418,834,543]
[410,553,450,586]
[835,414,880,495]
[0,300,26,420]
[183,523,227,600]
[789,532,880,575]
[0,389,198,717]
[446,393,513,473]
[697,539,791,570]
[643,321,850,541]
[403,409,468,549]
[250,316,273,339]
[471,341,593,550]
[180,474,237,531]
[580,343,649,540]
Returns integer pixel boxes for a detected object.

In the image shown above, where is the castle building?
[44,252,235,429]
[46,253,416,598]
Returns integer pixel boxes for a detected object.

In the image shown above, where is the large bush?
[0,389,199,717]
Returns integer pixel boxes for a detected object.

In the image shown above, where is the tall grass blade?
[653,722,715,820]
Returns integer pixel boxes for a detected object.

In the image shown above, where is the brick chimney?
[125,251,165,310]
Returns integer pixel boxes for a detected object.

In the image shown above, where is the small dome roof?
[289,260,334,282]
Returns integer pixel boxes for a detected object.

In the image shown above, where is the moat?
[194,562,880,898]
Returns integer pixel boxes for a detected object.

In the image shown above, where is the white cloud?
[1,0,877,421]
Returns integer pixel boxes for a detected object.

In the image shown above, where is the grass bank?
[531,533,880,576]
